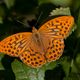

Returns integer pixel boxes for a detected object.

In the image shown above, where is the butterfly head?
[32,27,38,33]
[32,26,40,40]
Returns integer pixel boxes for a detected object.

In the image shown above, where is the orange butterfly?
[0,16,74,68]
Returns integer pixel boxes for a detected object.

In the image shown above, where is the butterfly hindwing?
[46,38,64,62]
[37,32,64,62]
[19,37,46,68]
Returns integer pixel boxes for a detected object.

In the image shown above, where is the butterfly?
[0,16,74,68]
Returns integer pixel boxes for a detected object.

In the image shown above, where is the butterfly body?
[0,16,74,68]
[32,27,44,50]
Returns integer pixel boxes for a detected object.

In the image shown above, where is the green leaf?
[0,54,5,70]
[11,59,57,80]
[38,0,72,6]
[50,7,71,16]
[76,53,80,63]
[60,57,71,77]
[4,0,15,8]
[45,61,57,70]
[64,73,80,80]
[63,53,80,80]
[71,0,80,12]
[64,60,80,80]
[0,6,5,24]
[0,17,3,24]
[51,0,72,7]
[38,0,51,5]
[76,9,80,38]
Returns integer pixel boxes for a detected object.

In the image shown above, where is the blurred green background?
[0,0,80,80]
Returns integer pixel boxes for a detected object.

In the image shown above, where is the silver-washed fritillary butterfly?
[0,16,74,68]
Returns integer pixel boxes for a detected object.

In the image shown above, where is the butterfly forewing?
[39,16,74,39]
[0,32,32,57]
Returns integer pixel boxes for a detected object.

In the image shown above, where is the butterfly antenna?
[14,12,43,28]
[16,19,28,27]
[34,11,43,27]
